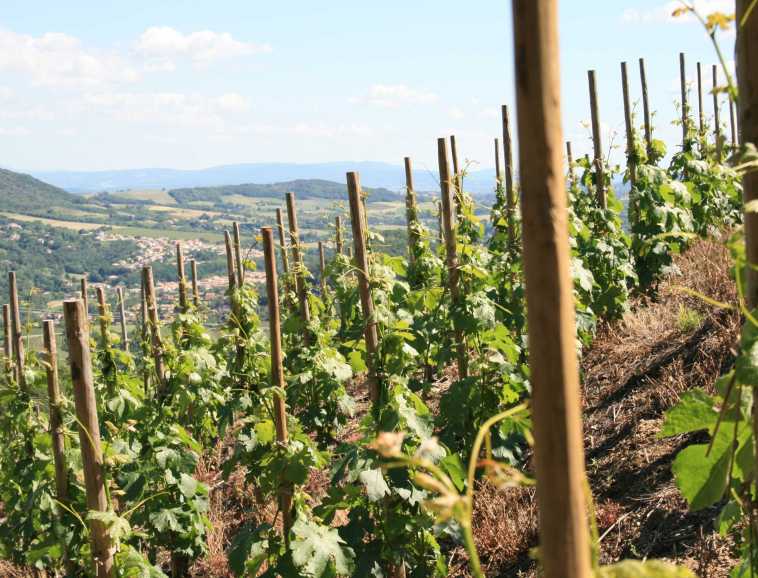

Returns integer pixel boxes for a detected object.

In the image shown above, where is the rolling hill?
[0,168,82,214]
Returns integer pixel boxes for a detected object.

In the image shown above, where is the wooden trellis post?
[95,286,111,351]
[190,259,200,308]
[566,142,576,189]
[639,58,653,159]
[713,64,722,162]
[512,1,592,577]
[730,98,738,148]
[276,208,291,275]
[233,221,244,287]
[588,69,606,208]
[450,134,462,203]
[261,226,293,538]
[116,287,128,352]
[502,104,517,245]
[176,243,188,313]
[9,272,25,389]
[680,52,690,150]
[494,138,502,184]
[697,62,705,137]
[80,277,89,324]
[286,192,311,337]
[318,241,327,295]
[224,231,238,292]
[140,276,149,393]
[404,156,420,264]
[621,61,637,223]
[438,138,468,379]
[346,172,380,404]
[142,266,166,393]
[335,215,344,255]
[3,304,11,376]
[63,299,115,578]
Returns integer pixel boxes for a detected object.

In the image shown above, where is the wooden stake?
[335,215,344,255]
[680,52,690,149]
[95,286,111,351]
[404,156,419,264]
[176,243,188,313]
[140,276,149,393]
[621,62,637,223]
[43,320,68,502]
[502,104,517,245]
[713,64,722,162]
[450,134,462,202]
[318,241,327,294]
[261,226,293,537]
[730,97,738,148]
[639,58,653,159]
[224,231,237,292]
[80,277,89,324]
[566,142,576,189]
[142,267,166,392]
[697,62,705,137]
[276,208,291,274]
[588,70,606,208]
[116,287,128,352]
[438,138,468,379]
[347,172,380,404]
[512,2,592,577]
[190,259,200,308]
[3,303,11,376]
[233,221,244,287]
[494,138,502,184]
[286,192,311,335]
[9,272,25,389]
[63,299,114,577]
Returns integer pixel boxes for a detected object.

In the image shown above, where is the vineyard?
[1,1,757,577]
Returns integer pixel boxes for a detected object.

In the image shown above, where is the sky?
[0,0,737,175]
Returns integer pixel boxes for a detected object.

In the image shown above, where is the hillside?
[168,178,402,204]
[0,168,81,214]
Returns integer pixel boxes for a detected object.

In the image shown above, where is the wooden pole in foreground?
[142,266,166,393]
[3,304,11,376]
[438,138,468,379]
[286,192,312,337]
[63,300,114,577]
[346,172,380,404]
[335,215,344,255]
[621,61,637,223]
[176,243,188,313]
[95,286,111,351]
[404,156,419,264]
[9,272,25,389]
[713,64,722,162]
[190,259,200,308]
[224,231,237,293]
[233,222,244,287]
[502,104,517,245]
[116,287,128,352]
[512,1,592,577]
[680,52,690,149]
[697,62,705,138]
[261,226,293,538]
[639,58,653,159]
[588,70,606,208]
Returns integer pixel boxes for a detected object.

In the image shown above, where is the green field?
[0,212,104,230]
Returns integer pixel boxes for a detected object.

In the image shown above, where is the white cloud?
[623,1,734,24]
[234,122,373,138]
[0,87,12,100]
[0,29,138,87]
[135,27,271,70]
[0,126,31,136]
[350,84,438,108]
[447,106,465,120]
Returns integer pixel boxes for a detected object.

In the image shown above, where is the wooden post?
[141,267,166,392]
[494,138,502,184]
[190,259,200,308]
[80,277,89,324]
[95,286,111,351]
[116,288,128,352]
[335,215,344,255]
[680,52,690,149]
[588,70,606,208]
[233,221,244,287]
[285,192,311,334]
[437,200,444,245]
[176,243,188,313]
[404,156,419,264]
[63,299,114,577]
[566,142,577,189]
[224,231,237,292]
[276,208,291,274]
[621,61,637,223]
[639,58,653,159]
[9,272,25,389]
[346,172,380,404]
[438,138,468,379]
[450,134,462,202]
[318,241,327,295]
[713,64,722,162]
[730,98,738,148]
[140,277,149,393]
[3,303,11,376]
[261,226,293,538]
[502,104,517,245]
[43,320,68,502]
[511,2,592,577]
[697,62,705,137]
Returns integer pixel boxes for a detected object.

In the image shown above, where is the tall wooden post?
[450,135,462,203]
[639,58,653,159]
[335,215,344,255]
[261,226,293,538]
[95,286,111,351]
[438,138,468,379]
[286,192,311,335]
[680,52,690,149]
[190,260,200,308]
[566,142,577,189]
[116,287,128,352]
[224,231,237,293]
[621,61,637,223]
[588,70,606,208]
[318,241,327,295]
[142,267,166,392]
[502,104,517,245]
[697,62,705,137]
[494,138,502,184]
[233,221,244,287]
[276,208,291,275]
[346,172,380,404]
[713,64,722,162]
[140,277,149,393]
[730,98,738,148]
[176,243,188,314]
[63,300,114,577]
[9,272,25,389]
[404,156,419,264]
[80,277,89,325]
[3,304,11,376]
[512,2,592,577]
[43,320,68,503]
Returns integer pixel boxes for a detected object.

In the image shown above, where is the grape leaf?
[291,517,355,577]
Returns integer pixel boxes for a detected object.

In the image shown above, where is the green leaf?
[347,350,367,374]
[671,432,731,511]
[255,420,276,445]
[291,517,355,577]
[659,389,718,437]
[359,468,390,502]
[150,508,181,533]
[597,560,696,577]
[715,500,741,536]
[179,473,198,498]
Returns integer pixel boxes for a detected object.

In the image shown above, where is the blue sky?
[0,0,735,174]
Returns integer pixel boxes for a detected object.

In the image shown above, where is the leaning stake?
[9,272,25,389]
[116,287,128,352]
[142,266,166,393]
[588,69,606,208]
[512,1,592,576]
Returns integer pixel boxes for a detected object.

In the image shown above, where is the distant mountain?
[169,179,402,204]
[0,168,81,213]
[33,162,502,196]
